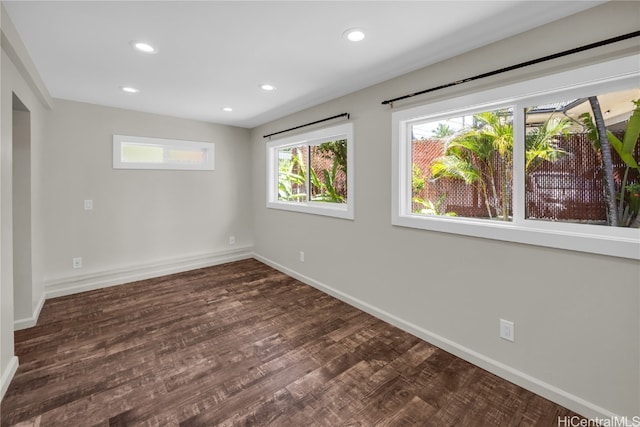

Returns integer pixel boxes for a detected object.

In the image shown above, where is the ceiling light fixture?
[120,86,139,93]
[344,28,365,42]
[260,84,276,91]
[130,41,158,54]
[222,107,233,112]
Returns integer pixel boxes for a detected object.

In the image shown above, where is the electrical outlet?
[299,251,305,262]
[229,236,236,245]
[499,319,515,342]
[84,199,93,210]
[72,257,82,269]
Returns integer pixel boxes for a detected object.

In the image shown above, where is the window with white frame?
[113,135,215,170]
[392,54,640,259]
[266,122,354,219]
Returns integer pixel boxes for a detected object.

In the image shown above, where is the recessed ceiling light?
[120,86,139,93]
[344,28,365,42]
[260,84,276,91]
[222,107,233,112]
[130,41,158,54]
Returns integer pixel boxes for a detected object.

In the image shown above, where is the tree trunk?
[589,96,619,226]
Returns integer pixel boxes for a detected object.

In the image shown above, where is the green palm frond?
[431,155,480,185]
[525,117,569,171]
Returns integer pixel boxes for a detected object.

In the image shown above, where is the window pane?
[167,148,205,164]
[121,143,164,164]
[525,88,640,225]
[309,139,348,204]
[277,146,308,202]
[114,136,214,170]
[411,108,513,221]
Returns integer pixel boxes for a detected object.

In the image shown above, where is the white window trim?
[266,122,354,220]
[113,135,215,170]
[392,54,640,260]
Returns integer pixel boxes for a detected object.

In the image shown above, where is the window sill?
[392,213,639,260]
[267,201,354,220]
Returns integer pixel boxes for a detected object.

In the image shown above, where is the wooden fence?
[412,132,640,222]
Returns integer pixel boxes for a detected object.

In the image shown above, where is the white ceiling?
[4,1,603,129]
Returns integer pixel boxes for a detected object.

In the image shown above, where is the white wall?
[41,99,253,297]
[0,25,50,398]
[0,4,8,400]
[251,2,640,420]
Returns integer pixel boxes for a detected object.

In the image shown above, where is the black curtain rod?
[381,31,640,106]
[263,113,350,139]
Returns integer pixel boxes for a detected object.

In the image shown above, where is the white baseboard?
[44,247,253,299]
[0,356,19,401]
[14,293,46,331]
[253,253,622,422]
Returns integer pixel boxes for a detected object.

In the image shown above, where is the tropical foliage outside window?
[278,140,347,204]
[410,88,640,228]
[578,96,640,227]
[266,122,354,219]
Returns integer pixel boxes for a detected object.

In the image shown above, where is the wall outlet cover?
[500,319,515,342]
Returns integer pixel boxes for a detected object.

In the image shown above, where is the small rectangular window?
[266,123,353,219]
[113,135,214,170]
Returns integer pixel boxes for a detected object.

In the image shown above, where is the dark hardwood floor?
[2,259,582,426]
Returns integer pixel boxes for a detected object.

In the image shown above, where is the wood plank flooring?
[1,259,583,426]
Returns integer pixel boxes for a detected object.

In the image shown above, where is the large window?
[393,55,640,259]
[266,122,354,219]
[113,135,215,170]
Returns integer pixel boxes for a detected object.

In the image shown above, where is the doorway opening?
[12,94,32,325]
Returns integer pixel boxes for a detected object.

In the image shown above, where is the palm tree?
[588,97,619,226]
[581,98,640,226]
[432,123,454,138]
[431,110,568,220]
